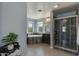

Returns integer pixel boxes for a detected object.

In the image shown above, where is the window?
[27,21,34,33]
[27,20,50,33]
[37,22,43,32]
[45,24,50,32]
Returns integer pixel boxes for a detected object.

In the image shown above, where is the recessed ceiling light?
[54,4,58,8]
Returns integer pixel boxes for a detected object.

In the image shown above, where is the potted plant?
[2,32,18,50]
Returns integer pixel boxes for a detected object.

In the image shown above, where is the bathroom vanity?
[27,33,50,45]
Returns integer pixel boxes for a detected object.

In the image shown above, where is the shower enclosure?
[53,4,79,53]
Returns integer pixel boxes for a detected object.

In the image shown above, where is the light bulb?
[54,4,58,8]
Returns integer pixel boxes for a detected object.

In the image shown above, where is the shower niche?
[53,4,79,53]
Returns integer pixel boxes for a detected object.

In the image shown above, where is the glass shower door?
[54,16,77,50]
[65,17,77,50]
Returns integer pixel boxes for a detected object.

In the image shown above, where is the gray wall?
[77,6,79,45]
[77,25,79,45]
[0,3,2,45]
[0,2,27,55]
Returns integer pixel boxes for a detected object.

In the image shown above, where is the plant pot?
[7,44,14,50]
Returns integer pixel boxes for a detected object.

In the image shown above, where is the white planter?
[7,44,14,50]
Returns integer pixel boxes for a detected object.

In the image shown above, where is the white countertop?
[28,35,42,37]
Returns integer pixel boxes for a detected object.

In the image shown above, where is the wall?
[0,2,27,55]
[0,3,2,45]
[77,26,79,45]
[77,6,79,45]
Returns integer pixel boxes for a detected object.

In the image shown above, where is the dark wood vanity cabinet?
[42,34,50,45]
[27,33,50,45]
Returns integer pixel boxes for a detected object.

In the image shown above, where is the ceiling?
[27,2,78,19]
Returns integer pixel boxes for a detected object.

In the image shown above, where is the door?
[54,16,77,50]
